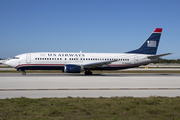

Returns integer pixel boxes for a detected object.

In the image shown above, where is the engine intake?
[64,64,82,73]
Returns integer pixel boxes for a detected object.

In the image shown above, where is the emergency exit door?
[134,56,138,64]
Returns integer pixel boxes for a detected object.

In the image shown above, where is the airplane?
[5,28,172,75]
[0,59,9,64]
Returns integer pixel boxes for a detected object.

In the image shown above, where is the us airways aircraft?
[5,28,172,75]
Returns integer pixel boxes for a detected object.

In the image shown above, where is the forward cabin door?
[26,54,31,64]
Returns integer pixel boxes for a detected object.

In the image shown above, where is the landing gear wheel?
[22,71,26,75]
[84,70,92,75]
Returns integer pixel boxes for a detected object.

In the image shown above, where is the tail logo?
[147,41,156,47]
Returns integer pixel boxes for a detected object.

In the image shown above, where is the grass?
[0,66,11,68]
[0,97,180,120]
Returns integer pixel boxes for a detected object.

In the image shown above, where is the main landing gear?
[22,70,26,75]
[84,70,92,75]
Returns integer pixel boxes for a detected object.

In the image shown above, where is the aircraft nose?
[4,60,17,68]
[4,60,8,65]
[4,60,10,66]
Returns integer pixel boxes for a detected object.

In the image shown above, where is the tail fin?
[127,28,162,55]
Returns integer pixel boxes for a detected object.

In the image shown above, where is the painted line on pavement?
[0,88,180,91]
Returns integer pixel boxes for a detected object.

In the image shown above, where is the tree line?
[154,58,180,64]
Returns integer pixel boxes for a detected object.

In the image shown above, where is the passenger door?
[26,54,31,64]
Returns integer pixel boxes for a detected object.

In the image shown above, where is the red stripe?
[15,61,153,69]
[154,28,162,33]
[15,64,65,69]
[109,64,137,67]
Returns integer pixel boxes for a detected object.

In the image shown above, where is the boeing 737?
[5,28,172,75]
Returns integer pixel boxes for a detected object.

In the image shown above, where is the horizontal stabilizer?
[148,53,173,59]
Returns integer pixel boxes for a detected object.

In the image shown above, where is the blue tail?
[127,28,162,55]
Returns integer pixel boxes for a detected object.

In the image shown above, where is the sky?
[0,0,180,59]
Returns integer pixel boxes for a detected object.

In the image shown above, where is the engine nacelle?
[64,64,82,73]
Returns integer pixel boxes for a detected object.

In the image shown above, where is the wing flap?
[83,60,118,68]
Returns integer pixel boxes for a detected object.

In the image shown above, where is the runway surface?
[0,73,180,98]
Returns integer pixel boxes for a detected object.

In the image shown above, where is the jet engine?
[64,64,83,73]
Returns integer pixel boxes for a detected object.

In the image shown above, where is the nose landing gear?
[17,69,26,75]
[22,71,26,75]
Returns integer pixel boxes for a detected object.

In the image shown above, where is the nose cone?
[4,61,8,65]
[5,60,18,68]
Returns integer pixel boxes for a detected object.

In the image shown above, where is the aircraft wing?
[148,53,173,59]
[82,60,118,68]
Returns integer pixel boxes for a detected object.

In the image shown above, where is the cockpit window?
[13,57,20,59]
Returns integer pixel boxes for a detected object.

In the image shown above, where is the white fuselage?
[5,52,157,71]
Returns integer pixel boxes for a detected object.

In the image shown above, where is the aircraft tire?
[85,71,92,75]
[22,71,26,75]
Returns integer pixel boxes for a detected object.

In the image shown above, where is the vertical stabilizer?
[127,28,162,55]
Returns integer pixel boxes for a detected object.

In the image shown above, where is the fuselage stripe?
[15,61,152,69]
[15,64,65,69]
